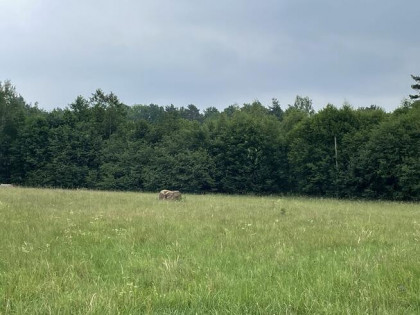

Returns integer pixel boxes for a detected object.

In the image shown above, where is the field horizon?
[0,187,419,314]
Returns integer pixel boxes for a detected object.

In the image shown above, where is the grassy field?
[0,188,419,314]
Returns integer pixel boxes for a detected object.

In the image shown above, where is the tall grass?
[0,188,419,314]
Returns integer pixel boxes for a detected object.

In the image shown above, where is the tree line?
[1,80,419,201]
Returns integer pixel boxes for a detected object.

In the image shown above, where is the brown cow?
[159,190,182,200]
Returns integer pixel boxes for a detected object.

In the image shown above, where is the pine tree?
[409,74,420,100]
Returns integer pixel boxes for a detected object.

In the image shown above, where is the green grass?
[0,188,419,314]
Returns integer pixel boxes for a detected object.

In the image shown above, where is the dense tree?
[209,102,288,193]
[44,124,100,188]
[142,148,215,192]
[223,104,240,117]
[1,81,418,200]
[203,107,220,121]
[89,89,128,139]
[128,104,165,123]
[280,106,309,134]
[180,104,202,122]
[409,75,420,100]
[15,114,52,186]
[351,101,420,200]
[0,81,32,183]
[97,133,136,190]
[338,106,388,197]
[291,95,315,116]
[268,98,284,120]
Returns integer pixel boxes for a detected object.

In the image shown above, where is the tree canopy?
[410,74,420,100]
[1,81,419,201]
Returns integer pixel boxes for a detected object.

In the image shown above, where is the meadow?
[0,188,419,314]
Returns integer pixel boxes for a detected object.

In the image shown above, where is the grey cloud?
[1,0,419,111]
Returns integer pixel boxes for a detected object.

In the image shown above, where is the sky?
[1,0,419,112]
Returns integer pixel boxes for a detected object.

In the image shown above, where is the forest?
[1,80,419,201]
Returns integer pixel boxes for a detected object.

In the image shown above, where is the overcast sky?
[1,0,419,112]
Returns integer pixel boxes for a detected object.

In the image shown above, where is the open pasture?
[0,188,419,314]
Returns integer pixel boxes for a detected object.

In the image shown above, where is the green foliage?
[15,114,52,186]
[208,102,288,193]
[0,82,419,200]
[409,74,420,100]
[280,106,309,134]
[203,106,220,121]
[351,102,420,200]
[291,95,315,116]
[0,81,31,183]
[128,104,164,123]
[97,134,139,191]
[180,104,202,122]
[287,104,360,195]
[142,148,215,192]
[268,98,284,120]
